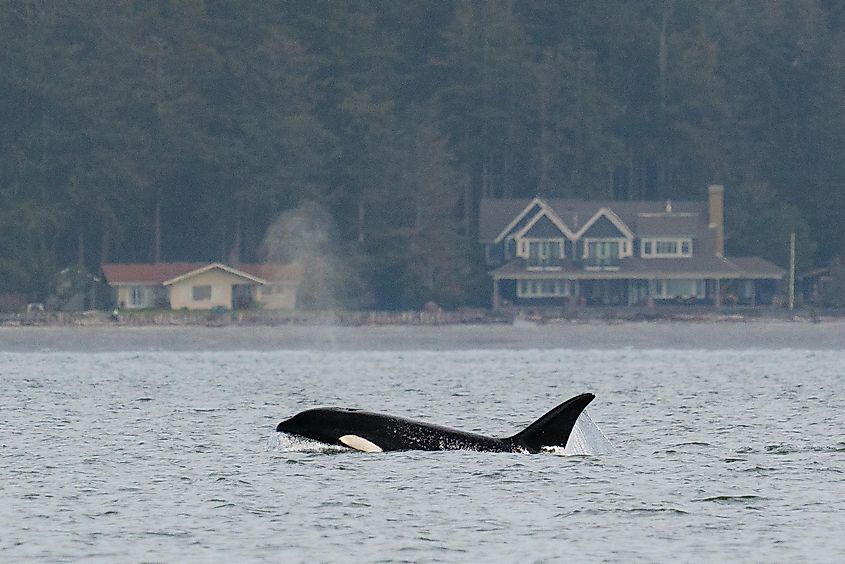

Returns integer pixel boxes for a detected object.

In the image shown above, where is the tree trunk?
[153,192,161,263]
[100,218,110,270]
[657,1,672,197]
[77,230,85,271]
[228,202,242,266]
[357,199,366,243]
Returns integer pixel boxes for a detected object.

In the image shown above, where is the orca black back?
[276,393,595,453]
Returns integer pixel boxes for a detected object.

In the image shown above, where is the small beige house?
[163,263,266,310]
[102,262,302,310]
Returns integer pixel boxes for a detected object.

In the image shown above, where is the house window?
[656,241,678,254]
[526,239,562,268]
[654,279,705,299]
[585,241,620,266]
[192,285,212,301]
[517,279,570,297]
[129,286,144,306]
[642,239,692,258]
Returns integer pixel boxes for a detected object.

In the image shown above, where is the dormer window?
[521,239,563,269]
[641,238,693,258]
[657,241,678,254]
[584,240,621,267]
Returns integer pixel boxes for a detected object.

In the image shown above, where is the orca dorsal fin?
[510,393,595,453]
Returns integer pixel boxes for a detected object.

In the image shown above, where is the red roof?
[102,262,303,284]
[102,263,205,284]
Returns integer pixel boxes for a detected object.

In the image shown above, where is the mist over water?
[260,202,370,310]
[1,325,844,561]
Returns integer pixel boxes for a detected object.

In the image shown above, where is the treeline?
[1,1,844,308]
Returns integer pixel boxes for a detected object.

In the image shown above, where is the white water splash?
[544,411,614,456]
[268,432,346,453]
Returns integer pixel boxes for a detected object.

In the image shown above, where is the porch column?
[750,280,757,307]
[714,279,722,309]
[492,277,500,310]
[627,280,634,306]
[647,278,656,308]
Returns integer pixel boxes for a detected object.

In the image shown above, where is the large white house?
[479,186,784,307]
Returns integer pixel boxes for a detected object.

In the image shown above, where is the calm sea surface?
[1,323,843,562]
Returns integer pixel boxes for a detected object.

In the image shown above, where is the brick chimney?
[708,185,724,257]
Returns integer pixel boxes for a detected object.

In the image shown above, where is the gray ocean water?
[1,324,844,562]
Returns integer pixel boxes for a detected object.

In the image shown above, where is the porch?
[492,276,780,309]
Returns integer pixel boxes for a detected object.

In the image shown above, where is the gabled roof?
[102,262,301,286]
[479,197,707,242]
[162,263,266,286]
[479,198,534,241]
[491,197,546,243]
[575,207,635,239]
[513,203,576,240]
[520,215,569,238]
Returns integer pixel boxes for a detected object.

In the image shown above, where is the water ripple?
[2,335,845,562]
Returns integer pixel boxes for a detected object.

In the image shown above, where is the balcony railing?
[583,256,621,270]
[526,257,562,270]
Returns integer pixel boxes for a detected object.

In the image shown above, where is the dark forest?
[2,1,844,308]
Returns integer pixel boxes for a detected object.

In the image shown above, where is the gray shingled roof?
[548,199,704,233]
[478,199,533,241]
[727,257,785,278]
[479,197,706,241]
[481,196,783,281]
[635,213,699,237]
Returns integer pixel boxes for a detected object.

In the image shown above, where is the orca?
[275,393,595,453]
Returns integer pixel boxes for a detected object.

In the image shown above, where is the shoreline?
[0,306,841,328]
[2,316,844,352]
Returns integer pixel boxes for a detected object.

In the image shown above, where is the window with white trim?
[582,238,630,258]
[523,239,563,268]
[517,279,571,297]
[583,240,624,266]
[641,238,693,258]
[654,279,705,299]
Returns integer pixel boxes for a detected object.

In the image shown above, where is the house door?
[584,280,627,305]
[231,284,255,309]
